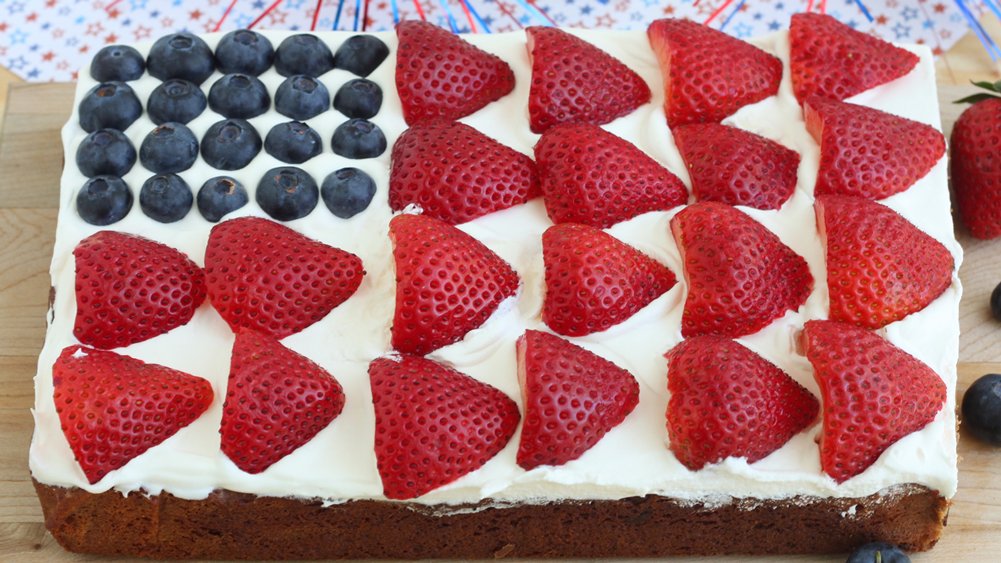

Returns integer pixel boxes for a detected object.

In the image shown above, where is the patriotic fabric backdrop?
[0,0,996,82]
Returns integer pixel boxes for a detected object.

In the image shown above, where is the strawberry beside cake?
[32,14,960,559]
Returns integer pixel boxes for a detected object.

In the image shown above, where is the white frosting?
[30,29,960,505]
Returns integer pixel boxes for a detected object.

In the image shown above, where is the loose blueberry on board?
[321,167,376,219]
[90,45,145,82]
[146,32,216,84]
[991,281,1001,321]
[139,122,200,174]
[845,542,910,563]
[264,121,323,164]
[198,176,249,222]
[331,119,386,159]
[76,129,136,178]
[201,119,262,171]
[962,373,1001,445]
[76,176,133,225]
[333,79,382,119]
[140,174,193,223]
[333,35,390,77]
[274,75,330,120]
[215,29,274,76]
[208,74,271,119]
[274,34,335,77]
[257,167,319,221]
[78,82,142,133]
[147,79,207,125]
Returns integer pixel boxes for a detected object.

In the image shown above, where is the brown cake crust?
[34,479,948,559]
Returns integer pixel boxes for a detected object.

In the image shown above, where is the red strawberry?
[816,195,954,329]
[389,121,539,225]
[802,320,946,483]
[390,213,519,355]
[73,231,206,349]
[672,123,799,210]
[647,18,782,127]
[789,13,919,104]
[516,330,639,470]
[220,329,345,474]
[52,345,214,484]
[205,217,365,339]
[666,336,818,471]
[951,81,1001,239]
[805,96,945,200]
[542,223,676,336]
[526,26,651,133]
[671,201,813,338]
[535,123,687,229]
[395,20,515,125]
[369,354,520,499]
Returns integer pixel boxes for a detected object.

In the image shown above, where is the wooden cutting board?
[1,82,1000,562]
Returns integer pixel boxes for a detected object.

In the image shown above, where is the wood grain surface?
[2,81,1001,562]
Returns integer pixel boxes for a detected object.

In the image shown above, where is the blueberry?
[208,73,271,119]
[991,281,1001,321]
[78,82,142,132]
[331,119,386,159]
[76,129,136,178]
[321,168,376,219]
[333,78,382,119]
[146,32,215,84]
[264,121,323,164]
[197,176,249,222]
[214,29,274,76]
[201,119,262,171]
[140,174,193,223]
[76,176,133,225]
[274,75,330,120]
[147,79,207,125]
[257,167,319,221]
[846,542,910,563]
[274,34,335,77]
[333,35,390,77]
[90,45,145,82]
[962,374,1001,445]
[139,122,199,174]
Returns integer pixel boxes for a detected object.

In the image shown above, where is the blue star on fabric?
[768,20,781,31]
[9,30,28,45]
[7,55,28,70]
[734,23,754,37]
[129,0,148,9]
[581,5,592,15]
[901,7,919,21]
[6,2,25,15]
[923,19,934,29]
[27,68,40,79]
[892,22,910,40]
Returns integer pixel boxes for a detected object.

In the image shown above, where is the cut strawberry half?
[53,345,214,484]
[205,217,365,339]
[673,123,799,210]
[526,26,651,133]
[395,20,515,125]
[389,121,539,225]
[535,123,688,229]
[369,354,520,500]
[73,231,206,349]
[802,320,946,483]
[790,13,919,104]
[805,96,945,200]
[220,329,345,474]
[647,18,782,127]
[516,330,639,470]
[816,195,954,329]
[671,201,813,338]
[666,336,818,471]
[542,223,676,337]
[390,213,520,355]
